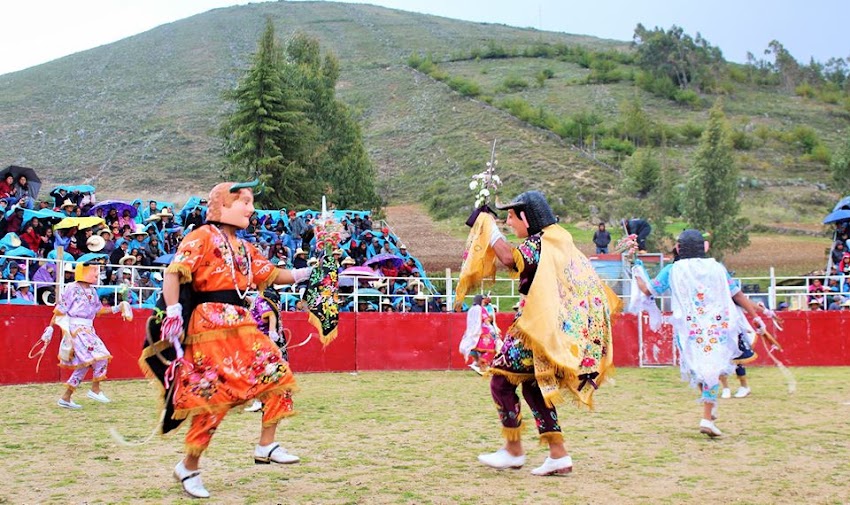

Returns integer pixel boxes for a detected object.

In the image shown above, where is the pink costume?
[55,282,112,388]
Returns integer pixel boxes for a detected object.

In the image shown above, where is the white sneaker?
[468,363,482,375]
[254,443,300,464]
[477,448,525,469]
[734,387,750,398]
[87,390,111,403]
[57,398,82,409]
[173,461,210,499]
[531,455,573,476]
[720,388,731,399]
[244,400,263,412]
[699,419,722,438]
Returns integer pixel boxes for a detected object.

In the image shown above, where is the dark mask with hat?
[676,229,707,260]
[496,190,558,235]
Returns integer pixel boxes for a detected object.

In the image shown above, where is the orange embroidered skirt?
[171,301,297,420]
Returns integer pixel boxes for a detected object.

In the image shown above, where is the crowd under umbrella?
[53,216,105,231]
[3,165,41,199]
[363,253,404,269]
[87,200,137,218]
[76,252,108,264]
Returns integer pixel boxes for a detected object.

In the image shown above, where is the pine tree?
[682,100,749,259]
[221,18,317,208]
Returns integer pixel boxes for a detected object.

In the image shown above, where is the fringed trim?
[185,325,258,346]
[58,355,113,370]
[488,367,535,386]
[185,443,206,457]
[261,409,298,428]
[305,308,339,347]
[501,422,524,442]
[508,322,615,411]
[538,431,564,446]
[165,263,193,284]
[170,383,299,422]
[256,270,280,292]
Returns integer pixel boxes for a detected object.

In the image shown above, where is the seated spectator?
[809,299,822,311]
[808,278,827,305]
[838,253,850,275]
[842,300,850,311]
[828,295,844,310]
[0,174,13,201]
[380,299,394,313]
[19,223,40,253]
[14,281,35,303]
[409,292,428,313]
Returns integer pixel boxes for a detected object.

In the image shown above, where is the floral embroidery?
[183,353,222,400]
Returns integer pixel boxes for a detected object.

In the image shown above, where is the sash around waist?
[194,290,250,307]
[69,317,94,326]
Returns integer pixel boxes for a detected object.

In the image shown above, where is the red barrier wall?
[1,305,846,385]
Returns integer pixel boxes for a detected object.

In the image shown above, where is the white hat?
[332,249,343,256]
[152,271,163,282]
[86,235,106,252]
[98,228,114,240]
[131,225,148,236]
[63,263,75,273]
[120,268,133,276]
[341,257,356,266]
[370,279,388,289]
[399,244,407,249]
[413,292,427,301]
[119,254,137,265]
[294,248,307,257]
[307,257,319,266]
[380,299,393,306]
[60,199,75,209]
[157,208,174,218]
[17,281,30,289]
[841,299,850,307]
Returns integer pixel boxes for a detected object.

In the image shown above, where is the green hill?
[0,1,843,230]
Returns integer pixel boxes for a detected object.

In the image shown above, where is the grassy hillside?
[0,1,843,231]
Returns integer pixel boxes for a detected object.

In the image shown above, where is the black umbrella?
[3,165,41,199]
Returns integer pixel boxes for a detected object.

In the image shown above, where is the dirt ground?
[384,205,826,276]
[1,368,848,504]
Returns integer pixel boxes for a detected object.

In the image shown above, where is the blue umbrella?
[154,253,175,265]
[824,209,850,224]
[47,249,74,261]
[88,199,137,218]
[3,246,36,258]
[77,252,108,263]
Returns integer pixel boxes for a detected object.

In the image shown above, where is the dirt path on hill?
[384,205,465,271]
[384,205,825,275]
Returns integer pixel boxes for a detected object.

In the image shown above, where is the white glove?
[762,308,776,319]
[292,267,314,284]
[752,315,767,335]
[488,218,505,247]
[119,301,133,321]
[40,326,54,344]
[161,303,184,342]
[269,329,282,343]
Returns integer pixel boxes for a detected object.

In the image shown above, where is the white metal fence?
[0,253,829,313]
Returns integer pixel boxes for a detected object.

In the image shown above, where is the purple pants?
[490,374,561,436]
[66,359,108,389]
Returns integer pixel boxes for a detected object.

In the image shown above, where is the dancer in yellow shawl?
[459,191,615,476]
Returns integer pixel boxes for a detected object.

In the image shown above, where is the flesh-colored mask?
[206,183,253,229]
[75,263,100,284]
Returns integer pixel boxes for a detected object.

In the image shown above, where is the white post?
[769,266,776,310]
[445,268,453,310]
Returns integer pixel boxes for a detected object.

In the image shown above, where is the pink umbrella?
[340,266,382,277]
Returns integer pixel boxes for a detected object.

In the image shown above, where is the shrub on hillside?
[599,136,636,155]
[447,76,481,97]
[500,75,529,92]
[731,130,754,150]
[806,144,831,165]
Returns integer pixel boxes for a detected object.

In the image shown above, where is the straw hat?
[341,257,356,266]
[413,292,428,301]
[60,199,75,209]
[17,281,31,289]
[294,248,307,257]
[119,254,137,265]
[307,257,319,266]
[131,225,148,237]
[157,208,174,219]
[98,228,114,240]
[399,244,407,250]
[380,299,393,307]
[332,249,343,256]
[86,235,106,252]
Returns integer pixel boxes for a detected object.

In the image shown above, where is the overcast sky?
[1,0,847,76]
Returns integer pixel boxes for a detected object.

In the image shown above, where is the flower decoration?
[469,140,503,208]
